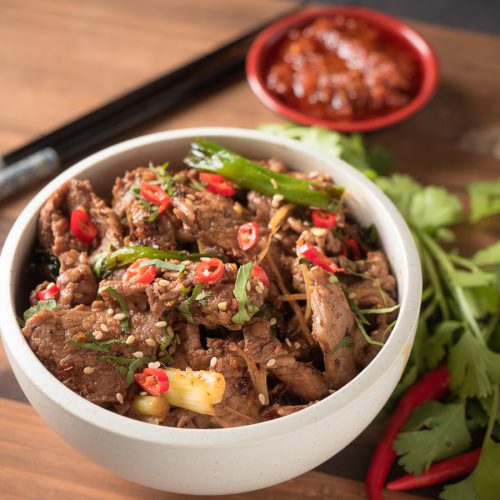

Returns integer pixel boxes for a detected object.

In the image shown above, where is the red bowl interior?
[246,6,439,132]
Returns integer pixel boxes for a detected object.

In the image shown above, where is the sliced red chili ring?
[312,210,337,229]
[37,283,60,301]
[140,182,171,209]
[123,258,156,285]
[134,368,169,396]
[237,221,259,251]
[346,238,362,260]
[251,265,270,288]
[298,242,344,274]
[199,172,235,197]
[70,208,98,244]
[195,258,225,283]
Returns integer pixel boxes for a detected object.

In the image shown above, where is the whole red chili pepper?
[387,448,481,491]
[366,365,450,500]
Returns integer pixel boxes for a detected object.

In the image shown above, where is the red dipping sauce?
[266,15,419,122]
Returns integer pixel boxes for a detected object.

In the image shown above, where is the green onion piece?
[328,336,354,356]
[139,259,185,273]
[358,304,400,315]
[93,246,207,277]
[232,262,255,325]
[179,283,203,324]
[67,339,111,352]
[98,286,130,333]
[23,299,57,323]
[184,139,344,210]
[126,357,152,385]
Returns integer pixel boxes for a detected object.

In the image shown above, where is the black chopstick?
[0,3,304,201]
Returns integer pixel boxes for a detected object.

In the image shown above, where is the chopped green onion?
[98,286,130,333]
[139,259,185,273]
[358,304,400,315]
[67,339,111,352]
[232,262,256,325]
[328,336,354,356]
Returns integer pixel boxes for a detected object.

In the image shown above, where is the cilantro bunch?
[260,123,500,498]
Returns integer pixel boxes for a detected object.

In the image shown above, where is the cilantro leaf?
[394,401,471,474]
[375,174,423,220]
[179,283,203,324]
[231,262,254,325]
[473,241,500,267]
[468,179,500,222]
[409,186,463,230]
[449,330,500,399]
[426,321,462,370]
[23,299,57,323]
[439,474,476,500]
[451,270,497,288]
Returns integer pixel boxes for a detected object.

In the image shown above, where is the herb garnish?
[139,259,185,273]
[231,262,258,325]
[22,299,57,324]
[98,286,130,333]
[98,355,152,386]
[67,331,123,352]
[178,283,211,324]
[328,336,354,356]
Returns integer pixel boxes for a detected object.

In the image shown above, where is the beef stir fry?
[21,140,399,428]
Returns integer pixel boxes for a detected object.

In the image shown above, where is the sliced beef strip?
[243,319,328,401]
[172,188,252,259]
[356,251,397,294]
[21,297,160,405]
[207,339,262,428]
[351,326,384,369]
[297,228,342,256]
[147,262,268,330]
[38,179,122,261]
[22,305,128,405]
[177,323,212,370]
[56,250,97,307]
[309,266,358,389]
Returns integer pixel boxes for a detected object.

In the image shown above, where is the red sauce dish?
[246,7,439,132]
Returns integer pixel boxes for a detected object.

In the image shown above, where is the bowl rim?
[246,6,439,132]
[0,127,421,447]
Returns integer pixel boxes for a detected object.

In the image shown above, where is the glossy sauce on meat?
[266,16,419,121]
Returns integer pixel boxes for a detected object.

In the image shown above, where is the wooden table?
[0,1,499,498]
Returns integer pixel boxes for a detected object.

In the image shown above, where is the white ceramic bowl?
[0,128,421,495]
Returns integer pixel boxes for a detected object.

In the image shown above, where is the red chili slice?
[312,210,337,229]
[70,208,98,244]
[37,283,60,301]
[195,258,225,283]
[346,238,362,260]
[134,368,169,396]
[200,172,235,197]
[140,182,171,209]
[298,242,344,274]
[237,221,259,251]
[123,258,156,285]
[251,265,270,288]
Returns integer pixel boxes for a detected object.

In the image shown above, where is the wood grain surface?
[0,0,499,498]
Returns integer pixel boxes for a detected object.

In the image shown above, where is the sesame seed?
[210,356,218,368]
[140,391,148,396]
[113,313,126,321]
[100,323,109,332]
[155,320,167,327]
[107,308,114,316]
[266,358,276,368]
[148,361,161,369]
[271,194,284,207]
[92,330,101,338]
[348,292,357,300]
[94,332,104,340]
[200,257,211,262]
[294,342,301,349]
[217,301,228,311]
[269,317,277,326]
[255,285,264,295]
[270,178,278,189]
[181,260,190,265]
[125,335,136,345]
[308,171,320,178]
[166,326,175,337]
[311,227,327,237]
[285,338,292,347]
[83,366,94,375]
[233,202,243,216]
[258,393,266,405]
[132,351,144,359]
[277,408,286,416]
[116,393,124,405]
[203,269,210,277]
[158,279,169,287]
[145,338,156,347]
[328,389,335,394]
[186,193,195,201]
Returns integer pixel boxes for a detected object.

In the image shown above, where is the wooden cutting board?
[0,0,499,498]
